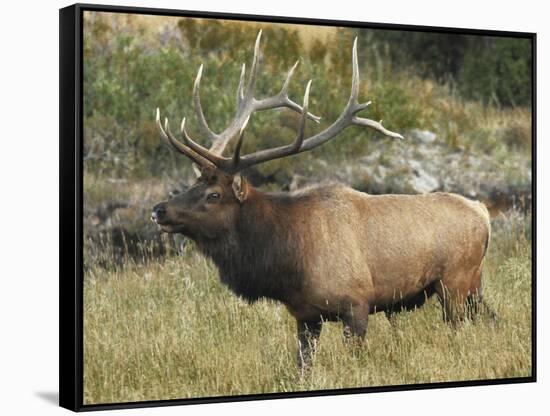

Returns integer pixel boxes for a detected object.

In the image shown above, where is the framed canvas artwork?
[59,3,535,411]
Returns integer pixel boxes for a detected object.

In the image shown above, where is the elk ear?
[232,173,248,203]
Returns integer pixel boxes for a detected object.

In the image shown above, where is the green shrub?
[358,30,532,107]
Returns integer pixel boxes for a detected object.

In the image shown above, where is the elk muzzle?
[151,203,167,223]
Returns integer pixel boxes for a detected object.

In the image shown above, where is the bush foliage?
[360,30,532,107]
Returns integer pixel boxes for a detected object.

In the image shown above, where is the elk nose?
[152,203,167,222]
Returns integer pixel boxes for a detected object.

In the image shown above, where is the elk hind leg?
[435,280,468,327]
[462,266,498,323]
[466,287,498,323]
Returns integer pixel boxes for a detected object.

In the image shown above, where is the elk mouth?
[151,215,188,234]
[155,223,174,233]
[156,222,186,234]
[151,217,170,231]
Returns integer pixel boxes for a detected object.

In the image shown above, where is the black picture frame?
[60,3,536,412]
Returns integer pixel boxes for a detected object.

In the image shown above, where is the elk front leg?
[384,309,398,327]
[296,319,322,369]
[342,303,369,346]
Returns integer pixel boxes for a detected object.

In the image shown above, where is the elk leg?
[436,280,468,327]
[465,269,498,323]
[296,319,322,369]
[385,309,398,327]
[342,303,369,345]
[466,291,498,323]
[436,282,457,326]
[466,289,483,321]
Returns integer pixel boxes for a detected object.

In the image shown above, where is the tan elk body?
[273,186,490,320]
[152,31,493,367]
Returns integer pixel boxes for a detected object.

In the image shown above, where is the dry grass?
[83,211,532,405]
[84,11,337,49]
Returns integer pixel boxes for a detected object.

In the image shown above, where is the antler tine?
[352,117,404,139]
[244,30,262,99]
[155,109,215,168]
[192,64,218,143]
[232,115,250,167]
[236,63,246,107]
[292,80,312,152]
[350,37,360,106]
[282,60,299,95]
[348,36,403,139]
[349,37,375,115]
[179,117,228,167]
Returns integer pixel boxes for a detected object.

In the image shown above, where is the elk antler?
[157,30,320,169]
[155,110,217,169]
[158,35,404,174]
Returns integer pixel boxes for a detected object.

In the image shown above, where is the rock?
[409,160,440,193]
[410,129,437,144]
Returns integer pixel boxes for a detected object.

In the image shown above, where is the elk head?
[151,31,403,240]
[152,165,249,239]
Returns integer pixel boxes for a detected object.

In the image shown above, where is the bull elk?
[152,31,494,367]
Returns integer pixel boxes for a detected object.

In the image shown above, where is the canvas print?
[82,10,533,405]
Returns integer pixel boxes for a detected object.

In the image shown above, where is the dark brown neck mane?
[196,189,305,303]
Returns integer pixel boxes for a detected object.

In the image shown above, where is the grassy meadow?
[82,12,533,405]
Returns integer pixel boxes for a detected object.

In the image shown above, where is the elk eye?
[206,192,221,202]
